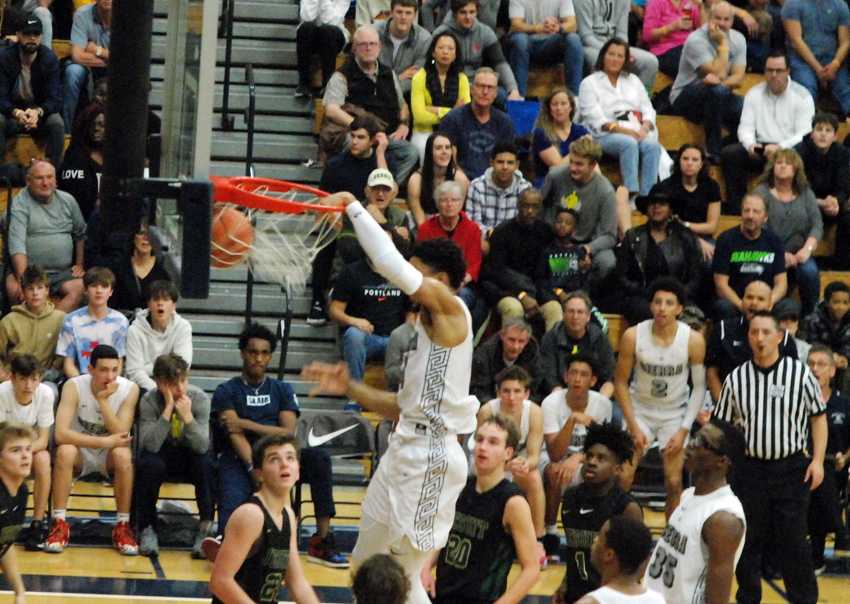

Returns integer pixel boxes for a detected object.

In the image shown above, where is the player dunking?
[614,277,706,517]
[644,423,745,604]
[303,192,476,604]
[209,434,319,604]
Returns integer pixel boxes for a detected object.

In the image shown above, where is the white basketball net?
[211,184,341,295]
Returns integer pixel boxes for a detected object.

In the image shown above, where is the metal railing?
[220,0,236,130]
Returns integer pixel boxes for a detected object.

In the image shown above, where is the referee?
[713,310,827,604]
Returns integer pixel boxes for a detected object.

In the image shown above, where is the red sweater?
[417,212,482,281]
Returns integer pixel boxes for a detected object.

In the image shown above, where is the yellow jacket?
[411,68,470,134]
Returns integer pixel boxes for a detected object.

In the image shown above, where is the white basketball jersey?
[487,398,531,454]
[630,320,691,407]
[585,586,666,604]
[396,298,477,438]
[645,485,746,603]
[70,375,134,436]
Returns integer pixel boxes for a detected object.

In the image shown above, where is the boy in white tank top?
[304,193,478,604]
[45,344,140,556]
[645,423,745,604]
[477,366,545,543]
[575,516,664,604]
[614,277,706,518]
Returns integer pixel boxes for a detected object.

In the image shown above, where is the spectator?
[705,279,798,400]
[480,189,562,332]
[110,220,171,313]
[669,1,745,159]
[56,266,129,378]
[63,0,110,130]
[439,67,516,180]
[775,297,811,361]
[467,141,532,234]
[407,132,469,226]
[507,0,584,96]
[0,354,54,551]
[353,555,410,604]
[642,0,703,77]
[417,180,486,327]
[720,50,814,213]
[0,13,64,167]
[356,0,391,27]
[535,207,593,308]
[125,280,193,393]
[712,192,787,319]
[210,323,347,567]
[614,188,703,324]
[410,32,470,161]
[800,281,850,380]
[58,102,103,221]
[309,115,389,327]
[6,160,86,312]
[806,344,850,573]
[539,290,616,397]
[433,0,522,103]
[18,1,53,48]
[578,38,662,197]
[540,353,616,559]
[575,0,659,89]
[656,144,721,263]
[329,252,409,411]
[383,315,416,391]
[477,366,546,539]
[135,353,213,557]
[752,148,822,315]
[782,0,850,118]
[46,344,140,555]
[531,87,589,187]
[376,0,431,96]
[322,25,419,184]
[0,265,64,383]
[471,318,542,403]
[333,168,413,273]
[295,0,349,98]
[794,112,850,269]
[540,137,619,287]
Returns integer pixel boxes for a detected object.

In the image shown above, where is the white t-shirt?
[584,585,666,604]
[0,381,54,428]
[541,389,613,453]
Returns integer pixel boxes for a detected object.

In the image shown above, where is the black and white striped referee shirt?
[714,356,826,460]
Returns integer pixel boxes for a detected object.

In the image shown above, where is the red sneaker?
[112,521,139,556]
[44,518,70,553]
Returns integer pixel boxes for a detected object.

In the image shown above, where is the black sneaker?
[307,300,327,326]
[541,533,561,564]
[294,84,311,99]
[24,519,47,551]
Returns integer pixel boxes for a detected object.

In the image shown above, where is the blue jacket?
[0,43,62,118]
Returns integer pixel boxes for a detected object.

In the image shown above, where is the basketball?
[210,207,254,268]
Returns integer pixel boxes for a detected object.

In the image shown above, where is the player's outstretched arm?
[209,505,264,604]
[702,510,744,604]
[613,327,646,451]
[0,545,26,603]
[498,496,540,604]
[284,507,320,604]
[54,380,121,449]
[302,361,400,421]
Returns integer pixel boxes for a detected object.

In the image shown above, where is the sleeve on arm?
[7,198,28,257]
[70,11,89,49]
[55,318,75,359]
[737,94,757,149]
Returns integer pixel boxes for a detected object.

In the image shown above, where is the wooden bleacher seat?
[651,72,766,97]
[821,271,850,297]
[52,40,72,60]
[4,134,71,166]
[527,66,565,99]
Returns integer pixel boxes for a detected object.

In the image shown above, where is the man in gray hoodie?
[434,0,523,102]
[574,0,658,89]
[125,280,193,393]
[135,352,212,557]
[376,0,432,95]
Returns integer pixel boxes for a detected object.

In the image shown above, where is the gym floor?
[2,483,848,603]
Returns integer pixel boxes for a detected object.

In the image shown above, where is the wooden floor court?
[0,483,846,603]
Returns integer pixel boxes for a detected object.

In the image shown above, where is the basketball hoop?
[209,175,343,294]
